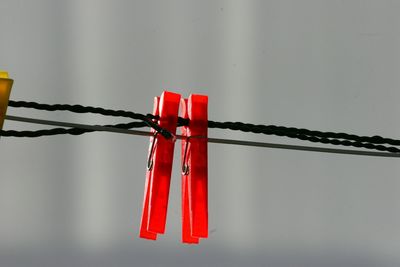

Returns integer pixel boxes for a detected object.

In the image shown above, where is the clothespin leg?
[139,170,158,240]
[139,97,160,240]
[183,167,199,243]
[147,91,181,234]
[180,100,199,244]
[187,94,208,238]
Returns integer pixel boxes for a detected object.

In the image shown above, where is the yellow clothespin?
[0,71,14,130]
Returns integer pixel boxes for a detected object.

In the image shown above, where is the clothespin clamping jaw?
[140,91,181,240]
[181,94,208,244]
[0,71,13,130]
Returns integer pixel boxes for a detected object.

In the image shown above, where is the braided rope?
[8,100,172,138]
[3,100,400,153]
[0,121,147,137]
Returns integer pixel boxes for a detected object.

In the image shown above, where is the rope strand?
[4,100,400,154]
[5,115,400,158]
[8,100,172,138]
[0,121,147,137]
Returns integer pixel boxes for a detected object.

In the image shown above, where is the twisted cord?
[4,100,400,153]
[290,134,400,153]
[0,121,146,137]
[10,100,400,146]
[208,120,400,146]
[207,121,400,153]
[8,100,172,138]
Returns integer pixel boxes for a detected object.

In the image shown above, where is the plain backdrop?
[1,0,400,266]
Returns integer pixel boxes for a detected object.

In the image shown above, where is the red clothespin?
[181,94,208,243]
[140,91,181,239]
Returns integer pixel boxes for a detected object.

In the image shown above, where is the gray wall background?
[1,0,400,266]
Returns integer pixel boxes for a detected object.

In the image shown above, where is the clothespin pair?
[0,71,14,130]
[139,91,208,244]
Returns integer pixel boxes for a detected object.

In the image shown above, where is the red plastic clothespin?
[181,94,208,243]
[140,91,181,239]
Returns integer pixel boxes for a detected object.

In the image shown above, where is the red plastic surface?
[147,91,181,234]
[181,95,208,242]
[180,99,199,244]
[139,97,160,240]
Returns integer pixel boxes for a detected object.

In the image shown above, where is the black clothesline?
[1,100,400,158]
[4,114,399,158]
